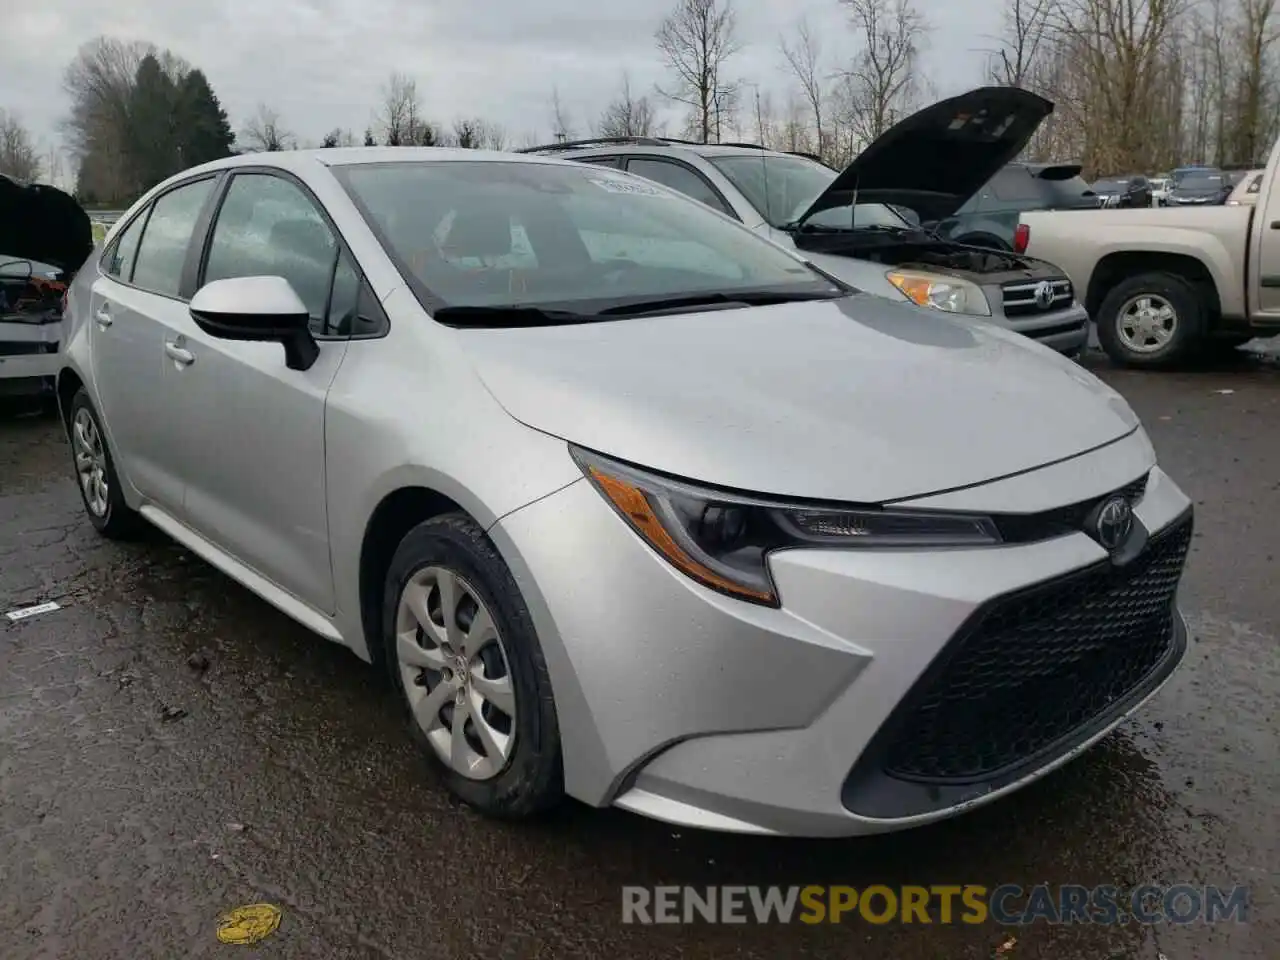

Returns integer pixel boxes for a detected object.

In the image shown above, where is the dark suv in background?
[931,163,1099,251]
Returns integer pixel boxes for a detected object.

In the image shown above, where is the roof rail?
[516,136,687,154]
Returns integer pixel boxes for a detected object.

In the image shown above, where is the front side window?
[710,153,839,227]
[130,178,215,297]
[204,174,338,328]
[335,160,839,317]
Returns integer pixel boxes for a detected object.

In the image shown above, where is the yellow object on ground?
[216,903,282,944]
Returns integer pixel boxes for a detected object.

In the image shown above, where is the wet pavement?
[1,349,1277,960]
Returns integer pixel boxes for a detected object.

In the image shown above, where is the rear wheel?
[1096,272,1206,368]
[383,513,563,818]
[67,388,145,539]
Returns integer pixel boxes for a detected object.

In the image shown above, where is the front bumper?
[490,436,1192,837]
[982,292,1090,357]
[0,320,61,387]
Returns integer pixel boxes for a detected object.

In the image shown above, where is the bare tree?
[1050,0,1185,174]
[378,72,424,146]
[780,18,826,153]
[987,0,1054,86]
[549,86,575,142]
[1231,0,1280,164]
[0,111,41,181]
[838,0,928,143]
[240,104,293,152]
[655,0,741,142]
[597,73,657,138]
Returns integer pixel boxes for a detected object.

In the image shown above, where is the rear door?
[89,176,219,513]
[164,169,356,613]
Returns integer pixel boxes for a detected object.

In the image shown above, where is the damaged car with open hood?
[0,174,93,399]
[526,86,1089,357]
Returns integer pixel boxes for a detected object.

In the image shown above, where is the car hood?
[457,295,1139,503]
[0,174,94,274]
[796,87,1054,226]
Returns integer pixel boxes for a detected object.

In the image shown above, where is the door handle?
[164,341,195,366]
[1270,221,1280,230]
[94,306,113,328]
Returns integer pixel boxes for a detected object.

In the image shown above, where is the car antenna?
[850,174,858,232]
[754,87,771,227]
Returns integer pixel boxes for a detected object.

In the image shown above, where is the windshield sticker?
[587,177,670,197]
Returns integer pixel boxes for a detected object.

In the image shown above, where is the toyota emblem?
[1033,281,1055,310]
[1093,495,1134,551]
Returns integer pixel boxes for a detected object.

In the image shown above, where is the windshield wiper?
[432,305,593,328]
[596,289,839,317]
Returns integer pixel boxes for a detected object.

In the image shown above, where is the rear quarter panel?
[1020,208,1251,318]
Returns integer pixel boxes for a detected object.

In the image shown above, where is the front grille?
[994,474,1148,543]
[879,511,1192,783]
[1002,278,1074,316]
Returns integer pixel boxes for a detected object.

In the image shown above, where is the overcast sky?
[10,0,1002,169]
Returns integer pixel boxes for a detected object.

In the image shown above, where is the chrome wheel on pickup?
[1117,294,1177,353]
[1096,271,1206,368]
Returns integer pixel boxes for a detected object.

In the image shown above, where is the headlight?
[572,447,1001,606]
[885,270,991,317]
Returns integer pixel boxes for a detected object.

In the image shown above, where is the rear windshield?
[962,167,1097,212]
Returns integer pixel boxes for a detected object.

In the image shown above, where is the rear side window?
[131,178,216,297]
[103,213,146,280]
[578,156,623,168]
[1248,174,1263,194]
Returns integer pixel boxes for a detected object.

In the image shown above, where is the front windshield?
[707,153,908,231]
[1179,174,1223,189]
[336,160,841,314]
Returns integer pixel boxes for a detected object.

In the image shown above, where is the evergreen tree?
[321,129,341,148]
[127,54,180,192]
[363,128,376,146]
[175,69,235,167]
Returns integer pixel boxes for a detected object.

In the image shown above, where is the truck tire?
[1096,271,1206,368]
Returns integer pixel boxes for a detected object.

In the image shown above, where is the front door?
[165,171,349,613]
[90,177,219,514]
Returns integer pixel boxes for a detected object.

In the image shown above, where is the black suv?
[932,163,1099,251]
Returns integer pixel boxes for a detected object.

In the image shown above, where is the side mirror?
[189,276,319,371]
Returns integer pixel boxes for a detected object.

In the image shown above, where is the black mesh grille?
[880,512,1192,783]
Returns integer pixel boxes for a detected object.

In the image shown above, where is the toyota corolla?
[50,148,1192,836]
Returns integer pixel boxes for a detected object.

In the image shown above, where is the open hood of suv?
[797,87,1054,225]
[0,174,94,274]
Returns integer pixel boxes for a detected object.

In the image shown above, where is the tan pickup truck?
[1020,143,1280,367]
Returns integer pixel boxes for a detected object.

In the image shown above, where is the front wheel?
[383,513,564,818]
[1095,272,1207,368]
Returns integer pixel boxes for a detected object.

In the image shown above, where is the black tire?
[382,513,563,818]
[1096,271,1207,368]
[67,387,146,539]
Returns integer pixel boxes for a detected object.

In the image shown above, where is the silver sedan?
[57,148,1193,836]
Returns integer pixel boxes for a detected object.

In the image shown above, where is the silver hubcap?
[395,567,516,781]
[1118,294,1177,353]
[72,408,109,517]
